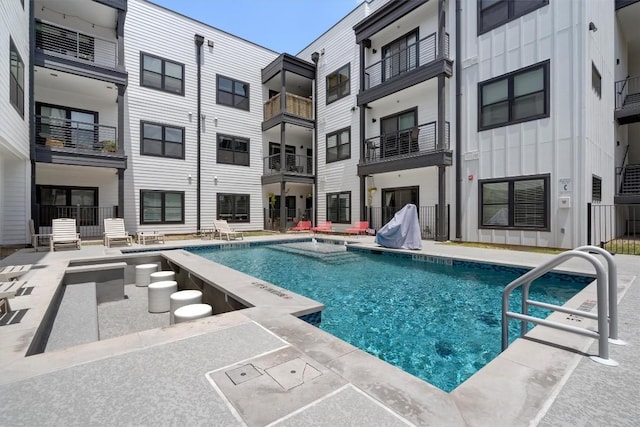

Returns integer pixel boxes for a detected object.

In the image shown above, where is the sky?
[149,0,364,54]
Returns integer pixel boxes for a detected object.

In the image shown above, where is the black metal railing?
[617,164,640,195]
[36,205,118,238]
[615,75,640,110]
[362,121,450,164]
[364,205,449,240]
[36,115,118,153]
[364,33,450,90]
[263,153,313,175]
[35,20,117,68]
[264,207,297,230]
[588,203,640,255]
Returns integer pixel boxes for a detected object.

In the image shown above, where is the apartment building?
[2,0,639,250]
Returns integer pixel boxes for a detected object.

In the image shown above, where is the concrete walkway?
[0,235,637,426]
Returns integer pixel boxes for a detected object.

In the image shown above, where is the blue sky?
[150,0,363,54]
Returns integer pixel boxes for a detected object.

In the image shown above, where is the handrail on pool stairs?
[501,245,627,367]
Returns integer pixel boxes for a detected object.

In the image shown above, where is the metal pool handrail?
[501,249,618,366]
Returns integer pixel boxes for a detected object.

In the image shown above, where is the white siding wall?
[124,0,277,233]
[459,0,597,248]
[36,164,118,208]
[0,0,30,245]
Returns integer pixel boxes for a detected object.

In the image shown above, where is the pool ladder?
[501,245,626,366]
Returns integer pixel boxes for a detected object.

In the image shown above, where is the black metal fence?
[365,205,449,240]
[36,205,119,238]
[588,203,640,254]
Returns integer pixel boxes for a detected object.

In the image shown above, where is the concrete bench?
[65,262,127,304]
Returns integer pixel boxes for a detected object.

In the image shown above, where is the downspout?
[194,34,204,233]
[359,42,367,221]
[29,0,37,225]
[455,0,462,239]
[311,52,320,225]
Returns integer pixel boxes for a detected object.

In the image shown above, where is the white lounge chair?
[50,218,81,251]
[213,220,244,241]
[0,265,32,281]
[103,218,133,247]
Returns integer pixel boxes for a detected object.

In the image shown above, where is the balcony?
[358,121,452,176]
[36,20,117,68]
[615,76,640,124]
[264,92,313,122]
[263,153,314,184]
[359,33,451,105]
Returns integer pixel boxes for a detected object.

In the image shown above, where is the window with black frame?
[592,175,602,202]
[140,53,184,95]
[478,0,548,35]
[327,191,351,224]
[479,175,549,230]
[36,103,98,150]
[217,134,249,166]
[9,38,24,117]
[326,127,350,163]
[326,64,350,104]
[37,185,98,227]
[479,61,549,130]
[217,75,250,110]
[140,190,184,224]
[217,193,250,222]
[382,30,418,82]
[141,121,184,159]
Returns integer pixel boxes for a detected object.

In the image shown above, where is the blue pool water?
[189,242,591,392]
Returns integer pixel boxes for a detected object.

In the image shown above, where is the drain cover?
[225,364,262,385]
[265,357,322,390]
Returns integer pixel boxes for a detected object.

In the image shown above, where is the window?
[326,64,350,104]
[217,193,250,222]
[9,38,24,117]
[479,60,549,130]
[327,192,351,224]
[36,103,98,149]
[217,134,249,166]
[141,121,184,159]
[382,30,418,82]
[217,75,249,110]
[592,175,602,202]
[36,185,98,226]
[140,191,184,224]
[592,63,601,99]
[326,127,350,163]
[140,53,184,95]
[479,175,549,230]
[478,0,548,35]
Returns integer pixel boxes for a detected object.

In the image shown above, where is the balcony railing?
[36,205,119,238]
[264,153,314,175]
[362,121,450,164]
[617,164,640,195]
[264,92,313,121]
[364,205,449,240]
[36,20,117,68]
[36,115,118,154]
[364,33,450,91]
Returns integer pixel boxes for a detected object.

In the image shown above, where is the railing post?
[587,202,592,245]
[76,204,81,234]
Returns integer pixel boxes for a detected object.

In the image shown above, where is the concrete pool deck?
[0,235,638,426]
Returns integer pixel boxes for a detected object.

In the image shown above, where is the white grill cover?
[374,204,422,250]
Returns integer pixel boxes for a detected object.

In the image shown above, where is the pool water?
[190,243,590,392]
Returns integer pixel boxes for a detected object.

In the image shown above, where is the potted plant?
[102,140,117,153]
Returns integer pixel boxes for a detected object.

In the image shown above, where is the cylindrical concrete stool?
[150,270,176,284]
[135,263,158,287]
[174,303,212,324]
[170,290,203,324]
[148,280,178,313]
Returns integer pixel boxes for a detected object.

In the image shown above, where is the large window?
[382,30,418,82]
[478,0,548,35]
[217,75,249,110]
[217,193,250,223]
[327,191,351,224]
[10,38,24,117]
[479,60,549,131]
[36,103,98,149]
[326,127,350,163]
[217,134,249,166]
[36,185,98,226]
[141,191,184,224]
[479,175,549,230]
[326,64,350,104]
[141,121,184,159]
[140,53,184,95]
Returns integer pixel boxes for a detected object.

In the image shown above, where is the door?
[382,186,419,225]
[380,109,416,158]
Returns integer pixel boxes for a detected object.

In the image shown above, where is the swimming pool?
[189,242,592,392]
